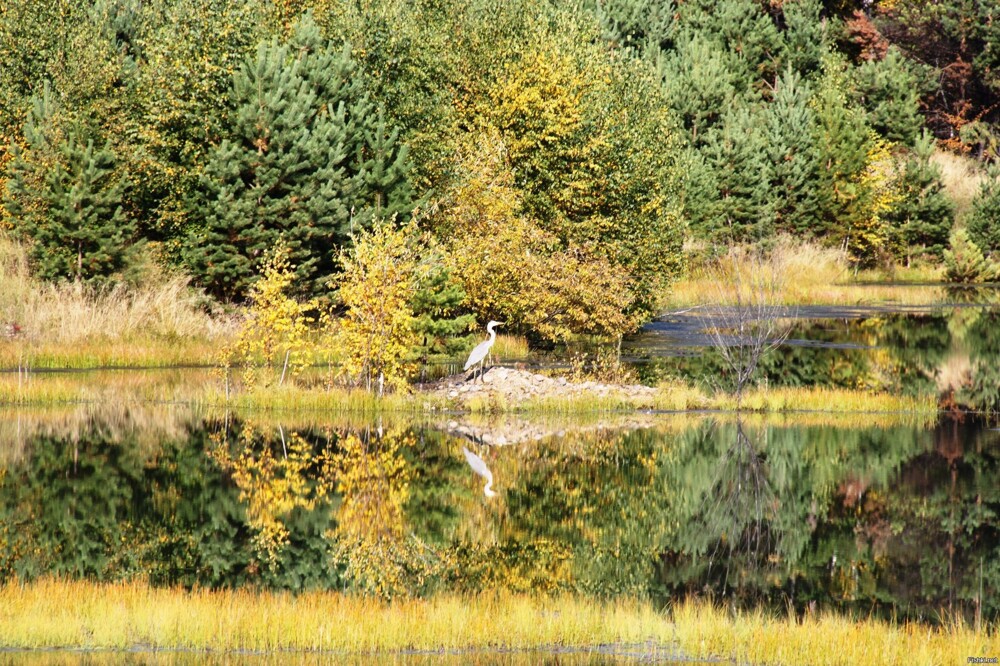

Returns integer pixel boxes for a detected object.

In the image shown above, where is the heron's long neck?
[487,324,498,342]
[484,478,496,497]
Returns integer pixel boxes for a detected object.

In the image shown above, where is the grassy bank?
[1,367,939,419]
[669,236,949,308]
[0,579,994,665]
[0,236,234,369]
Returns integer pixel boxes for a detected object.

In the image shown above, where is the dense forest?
[2,0,1000,343]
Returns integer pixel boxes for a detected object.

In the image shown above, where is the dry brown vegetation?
[0,579,995,665]
[932,148,986,224]
[0,235,235,368]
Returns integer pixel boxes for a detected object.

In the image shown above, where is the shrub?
[943,229,999,283]
[967,167,1000,255]
[337,220,419,395]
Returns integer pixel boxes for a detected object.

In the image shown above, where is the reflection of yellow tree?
[211,423,333,567]
[333,430,411,541]
[330,429,447,598]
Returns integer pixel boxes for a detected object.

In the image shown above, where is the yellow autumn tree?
[438,25,683,337]
[846,134,904,265]
[222,245,315,393]
[337,220,419,394]
[440,130,638,342]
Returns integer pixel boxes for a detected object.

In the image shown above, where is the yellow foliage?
[223,246,315,392]
[440,131,638,341]
[329,428,441,598]
[337,220,419,395]
[211,423,334,567]
[848,134,904,263]
[487,47,590,161]
[331,429,411,542]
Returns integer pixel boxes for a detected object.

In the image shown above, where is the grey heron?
[462,447,497,497]
[464,320,503,381]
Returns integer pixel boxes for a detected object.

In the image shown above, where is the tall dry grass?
[0,579,669,652]
[931,148,986,224]
[0,579,995,665]
[673,600,998,666]
[0,235,236,366]
[670,236,946,307]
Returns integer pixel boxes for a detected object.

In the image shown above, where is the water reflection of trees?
[664,421,780,603]
[0,411,997,620]
[642,308,1000,412]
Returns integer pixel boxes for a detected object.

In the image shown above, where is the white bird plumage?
[462,447,497,498]
[464,320,503,381]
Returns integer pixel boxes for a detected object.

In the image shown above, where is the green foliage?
[410,258,476,358]
[440,132,642,342]
[851,47,931,146]
[811,55,906,265]
[127,0,268,244]
[184,14,413,301]
[779,0,829,77]
[967,167,1000,254]
[943,229,999,283]
[691,104,771,241]
[886,132,955,259]
[476,24,684,323]
[3,88,134,284]
[763,70,822,237]
[656,33,749,146]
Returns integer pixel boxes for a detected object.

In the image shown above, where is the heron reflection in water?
[462,447,497,497]
[464,320,503,381]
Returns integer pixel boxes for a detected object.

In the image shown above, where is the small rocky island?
[428,366,659,409]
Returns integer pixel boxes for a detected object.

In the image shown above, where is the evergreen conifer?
[4,87,133,284]
[185,14,413,301]
[763,70,821,236]
[887,132,954,259]
[852,47,930,146]
[695,104,771,241]
[967,166,1000,255]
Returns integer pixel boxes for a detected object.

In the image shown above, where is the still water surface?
[0,404,995,623]
[1,301,999,663]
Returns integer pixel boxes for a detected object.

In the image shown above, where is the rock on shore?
[428,366,657,409]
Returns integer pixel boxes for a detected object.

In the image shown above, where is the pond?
[1,298,999,662]
[627,300,1000,412]
[0,402,996,625]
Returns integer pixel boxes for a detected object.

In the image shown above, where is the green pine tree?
[694,104,772,241]
[674,0,781,86]
[657,33,751,147]
[763,69,821,236]
[812,55,874,244]
[354,110,415,224]
[944,228,1000,283]
[410,259,476,358]
[184,14,413,301]
[778,0,829,78]
[3,87,133,284]
[887,131,955,260]
[851,47,931,146]
[967,166,1000,255]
